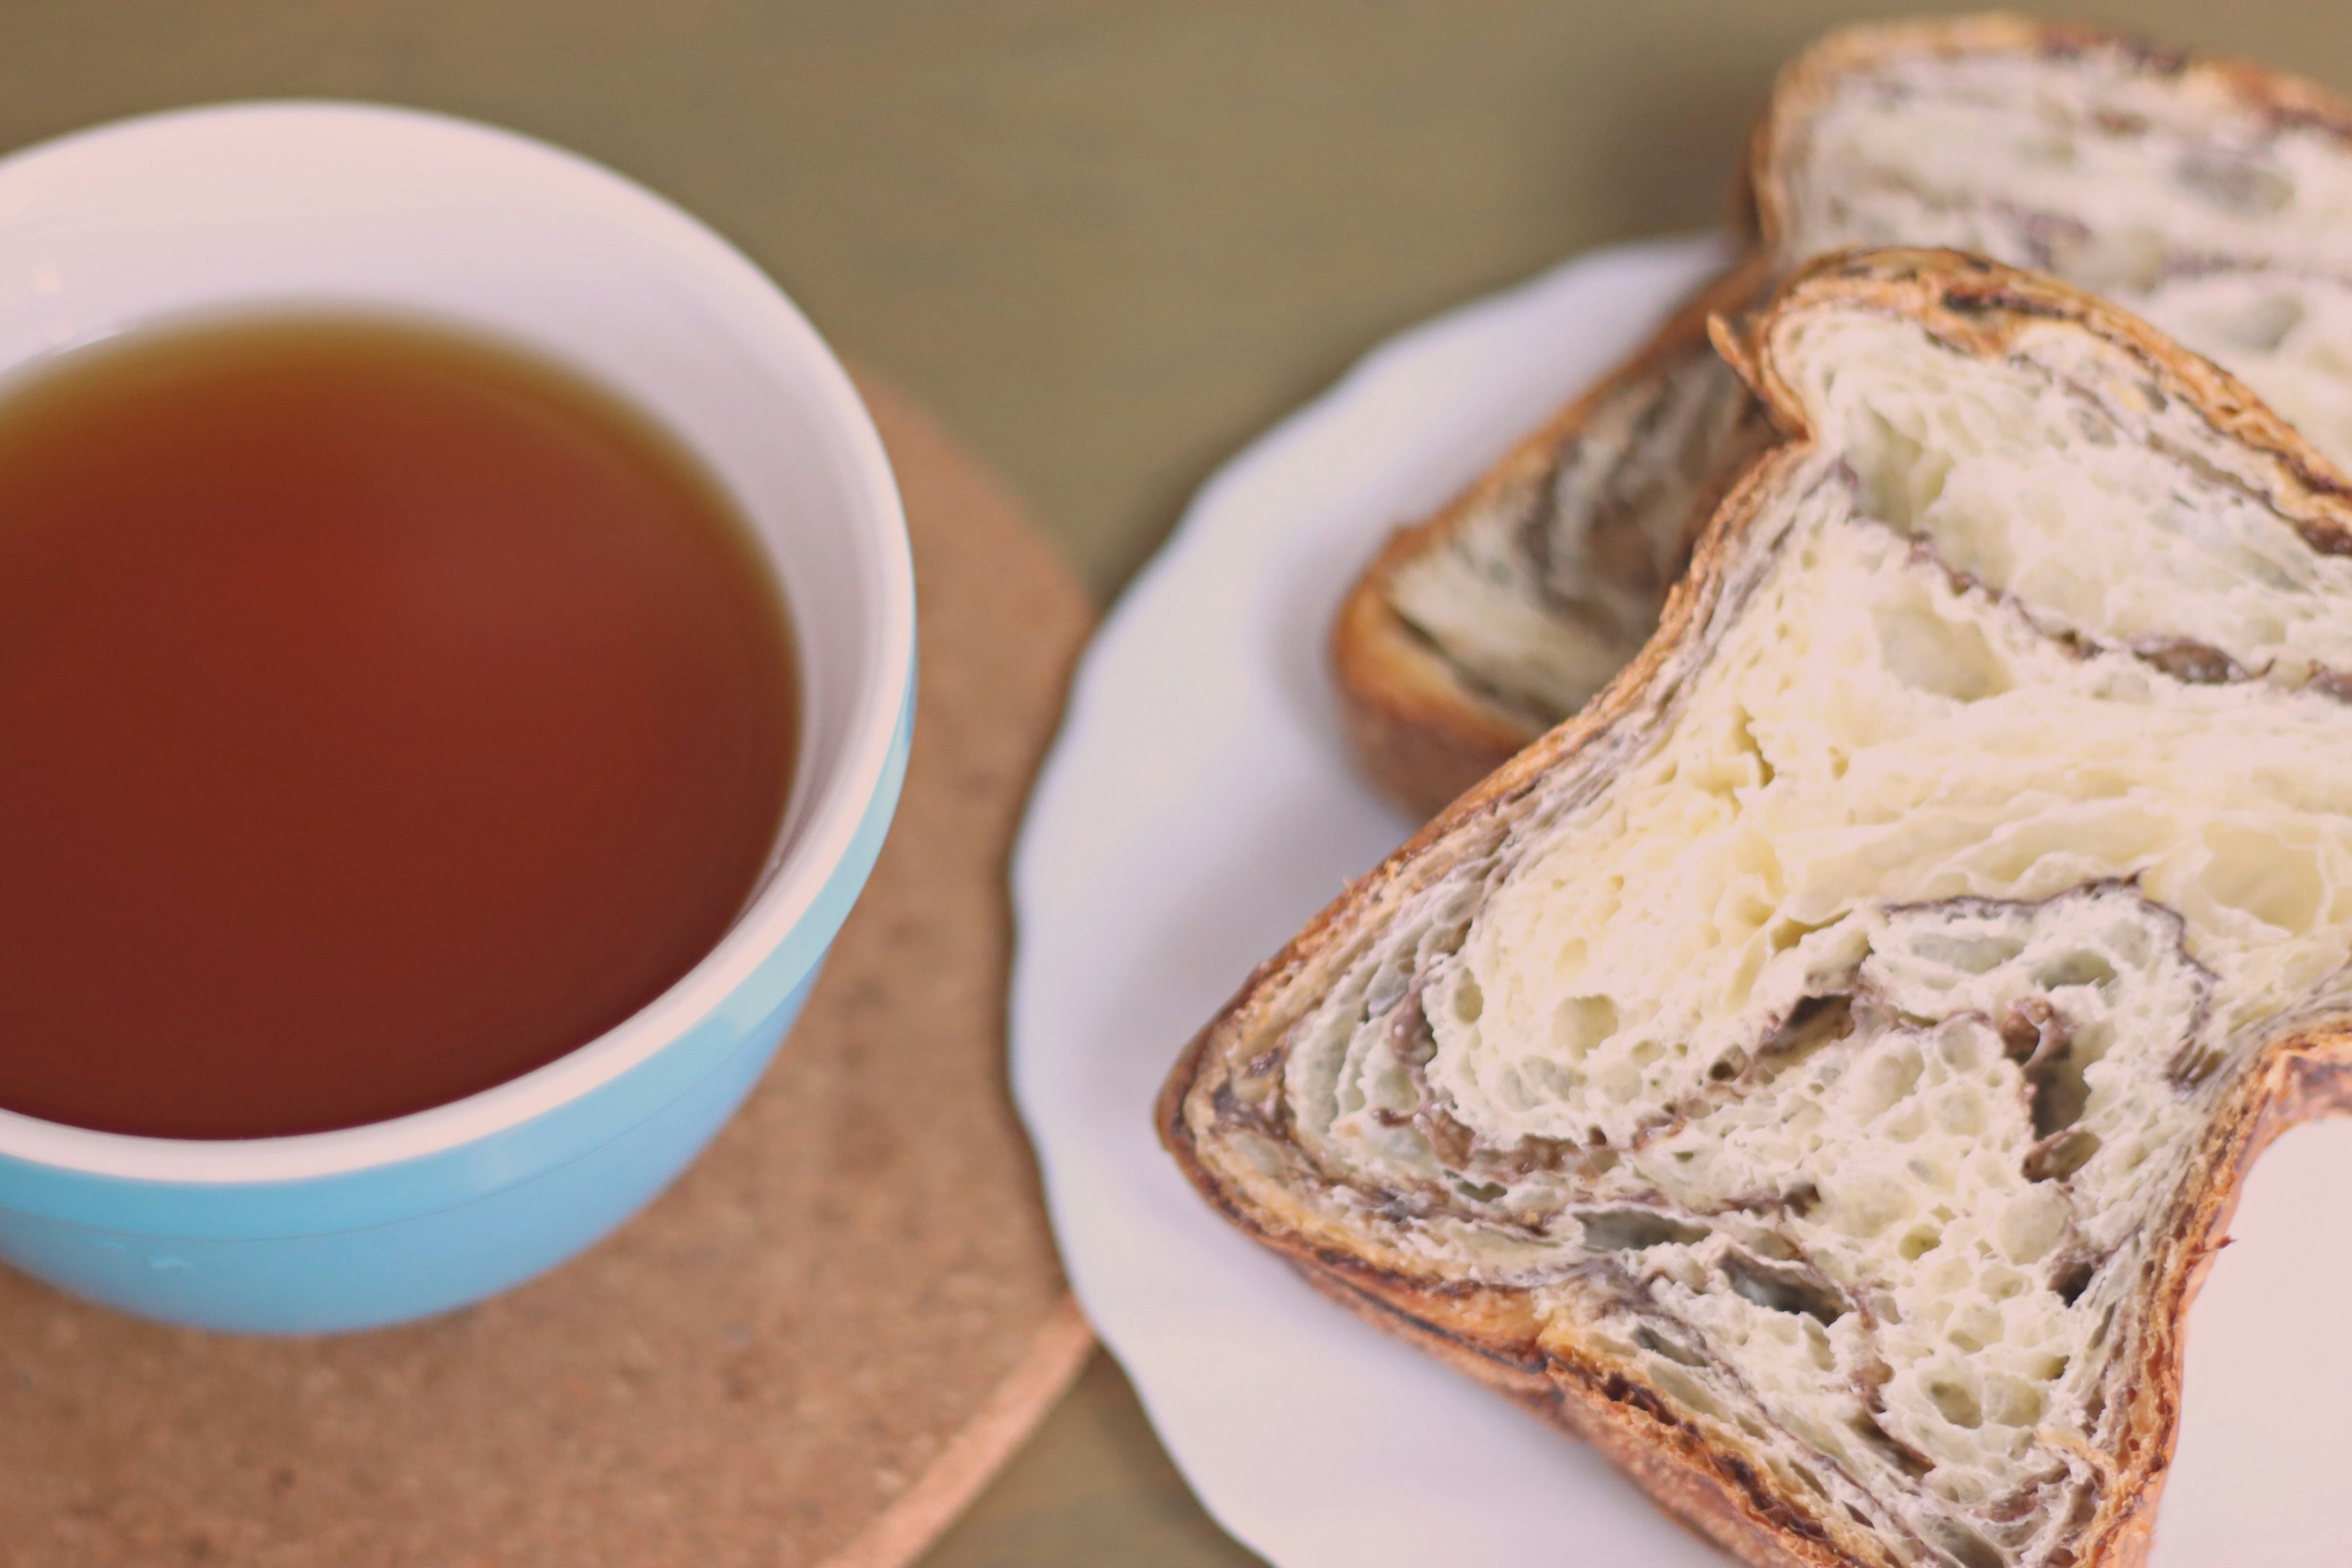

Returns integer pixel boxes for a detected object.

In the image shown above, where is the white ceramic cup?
[0,102,915,1332]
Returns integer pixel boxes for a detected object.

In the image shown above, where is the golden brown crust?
[1338,10,2352,821]
[1738,250,2352,530]
[1296,1264,1863,1568]
[1170,247,2352,1567]
[1329,258,1771,817]
[1329,525,1538,821]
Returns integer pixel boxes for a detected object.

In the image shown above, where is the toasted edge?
[1174,247,2352,1568]
[1329,258,1770,818]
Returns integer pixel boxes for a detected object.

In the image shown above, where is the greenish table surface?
[7,4,2349,1564]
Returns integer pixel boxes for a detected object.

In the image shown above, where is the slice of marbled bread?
[1172,250,2352,1568]
[1339,15,2352,815]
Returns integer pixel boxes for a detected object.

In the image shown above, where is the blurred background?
[6,2,2342,1562]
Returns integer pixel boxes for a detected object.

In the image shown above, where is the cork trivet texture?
[0,376,1097,1568]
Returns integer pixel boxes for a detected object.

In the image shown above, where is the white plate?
[1010,234,2352,1567]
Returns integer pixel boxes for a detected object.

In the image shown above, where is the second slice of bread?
[1340,15,2352,815]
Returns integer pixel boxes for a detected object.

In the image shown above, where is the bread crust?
[1333,11,2352,818]
[1169,248,2352,1568]
[1330,259,1770,817]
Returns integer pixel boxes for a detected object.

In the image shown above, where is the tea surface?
[0,315,797,1138]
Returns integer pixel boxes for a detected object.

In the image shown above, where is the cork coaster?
[0,376,1096,1568]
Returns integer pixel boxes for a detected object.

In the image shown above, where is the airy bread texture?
[1167,251,2352,1568]
[1340,15,2352,815]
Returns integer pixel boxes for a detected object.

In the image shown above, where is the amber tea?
[0,316,798,1139]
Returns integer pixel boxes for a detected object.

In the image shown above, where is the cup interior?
[0,103,913,1176]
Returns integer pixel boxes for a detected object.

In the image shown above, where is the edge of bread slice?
[1331,259,1771,817]
[1335,12,2352,818]
[1167,248,2352,1568]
